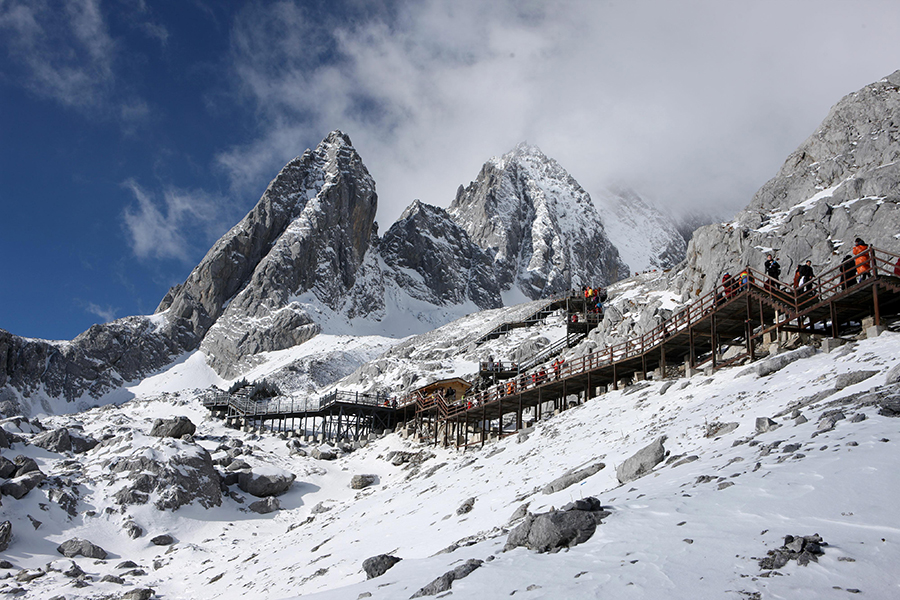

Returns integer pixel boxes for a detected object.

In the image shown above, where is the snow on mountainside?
[594,186,687,273]
[449,143,629,298]
[3,329,900,599]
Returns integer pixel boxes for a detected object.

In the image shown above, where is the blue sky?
[2,0,900,341]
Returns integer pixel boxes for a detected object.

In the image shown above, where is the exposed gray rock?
[680,71,900,305]
[616,437,666,483]
[1,470,45,499]
[456,497,476,516]
[505,496,610,553]
[248,496,281,514]
[886,364,900,386]
[362,554,402,579]
[350,474,377,490]
[0,521,11,552]
[542,461,606,494]
[237,468,296,497]
[150,534,174,546]
[310,447,337,461]
[57,537,107,559]
[31,428,98,455]
[759,534,826,570]
[756,417,780,434]
[751,347,817,378]
[12,455,39,477]
[105,437,221,510]
[449,143,628,298]
[149,416,196,439]
[123,521,143,539]
[0,427,8,448]
[120,588,155,600]
[410,558,484,598]
[0,456,15,478]
[834,370,879,391]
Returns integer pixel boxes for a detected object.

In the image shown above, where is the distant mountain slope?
[594,186,687,273]
[449,144,629,298]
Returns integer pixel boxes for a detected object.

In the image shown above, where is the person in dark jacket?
[797,260,815,298]
[840,255,857,290]
[764,254,781,281]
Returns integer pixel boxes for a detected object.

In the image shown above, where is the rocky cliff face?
[379,200,502,309]
[449,144,628,299]
[196,132,378,377]
[680,70,900,298]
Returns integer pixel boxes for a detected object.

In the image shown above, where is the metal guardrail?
[203,389,394,418]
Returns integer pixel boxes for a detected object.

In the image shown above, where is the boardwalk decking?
[204,247,900,446]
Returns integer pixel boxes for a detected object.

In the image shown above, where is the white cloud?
[122,179,228,263]
[220,0,900,226]
[85,302,118,323]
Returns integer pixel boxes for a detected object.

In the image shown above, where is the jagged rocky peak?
[191,131,378,377]
[449,143,628,299]
[680,70,900,299]
[379,200,502,309]
[593,186,687,273]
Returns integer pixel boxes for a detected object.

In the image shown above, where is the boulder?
[751,346,816,377]
[248,496,281,514]
[310,447,337,461]
[755,417,780,433]
[362,554,402,579]
[0,456,16,478]
[12,455,40,477]
[57,537,108,559]
[616,437,666,483]
[350,474,377,490]
[886,363,900,386]
[150,416,196,439]
[1,470,45,499]
[542,461,605,494]
[455,497,476,516]
[237,467,295,497]
[105,437,221,510]
[121,588,155,600]
[150,534,174,546]
[410,559,483,598]
[0,521,11,552]
[505,497,610,553]
[0,427,9,449]
[31,428,73,454]
[123,521,144,539]
[834,370,879,391]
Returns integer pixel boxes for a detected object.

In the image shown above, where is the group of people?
[581,286,607,313]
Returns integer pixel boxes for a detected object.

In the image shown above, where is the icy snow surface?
[2,327,899,599]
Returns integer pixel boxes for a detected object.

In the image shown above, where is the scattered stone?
[794,415,809,425]
[748,346,816,377]
[834,370,879,391]
[149,416,196,438]
[117,561,140,569]
[885,363,900,385]
[616,437,666,483]
[150,534,174,546]
[705,422,739,438]
[717,481,735,490]
[350,474,377,490]
[456,497,476,516]
[362,554,402,579]
[101,574,125,584]
[542,461,605,494]
[248,496,281,514]
[849,413,866,423]
[505,497,610,553]
[509,503,530,523]
[410,559,483,598]
[237,467,296,497]
[816,411,846,434]
[1,470,46,499]
[758,534,826,570]
[57,537,108,559]
[123,521,144,539]
[0,456,15,478]
[0,522,11,552]
[310,448,337,461]
[31,428,99,455]
[15,568,44,582]
[669,455,699,468]
[121,588,155,600]
[782,444,802,453]
[755,417,780,434]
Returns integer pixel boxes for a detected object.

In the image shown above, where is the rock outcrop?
[449,143,628,298]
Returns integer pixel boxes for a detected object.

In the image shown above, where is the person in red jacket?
[853,238,871,280]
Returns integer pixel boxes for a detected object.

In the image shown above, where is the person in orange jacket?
[853,238,871,280]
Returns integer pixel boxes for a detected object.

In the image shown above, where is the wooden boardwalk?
[204,247,900,446]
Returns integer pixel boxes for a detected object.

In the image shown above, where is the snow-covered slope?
[594,186,687,273]
[3,330,899,599]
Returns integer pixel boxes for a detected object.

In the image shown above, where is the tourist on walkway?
[853,238,871,280]
[797,260,815,299]
[840,255,857,290]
